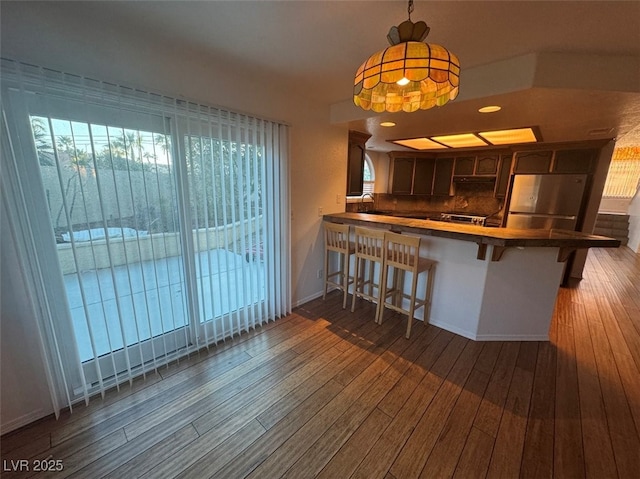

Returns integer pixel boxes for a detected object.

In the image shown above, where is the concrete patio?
[64,248,265,361]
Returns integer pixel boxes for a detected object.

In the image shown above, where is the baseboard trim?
[474,333,550,341]
[427,318,549,341]
[1,408,51,435]
[427,318,477,341]
[293,290,325,308]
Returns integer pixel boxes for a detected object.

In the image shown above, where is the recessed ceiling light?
[431,133,489,148]
[478,127,538,145]
[380,121,396,127]
[478,105,501,113]
[391,138,448,150]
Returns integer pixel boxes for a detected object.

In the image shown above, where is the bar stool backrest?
[354,227,385,261]
[324,222,351,253]
[384,231,421,272]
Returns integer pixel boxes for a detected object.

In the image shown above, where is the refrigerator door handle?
[509,211,577,220]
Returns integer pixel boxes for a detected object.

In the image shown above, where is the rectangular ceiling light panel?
[430,133,488,148]
[391,138,448,150]
[478,127,538,145]
[391,127,539,151]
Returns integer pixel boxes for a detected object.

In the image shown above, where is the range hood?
[452,176,496,183]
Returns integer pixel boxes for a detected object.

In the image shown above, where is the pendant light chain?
[408,0,414,20]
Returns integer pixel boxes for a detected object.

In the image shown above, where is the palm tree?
[53,135,92,229]
[30,117,55,165]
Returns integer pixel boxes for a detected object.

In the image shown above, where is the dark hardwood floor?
[2,246,639,478]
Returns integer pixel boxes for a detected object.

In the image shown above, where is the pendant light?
[353,0,460,113]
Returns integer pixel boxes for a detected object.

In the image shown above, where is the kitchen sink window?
[347,153,375,201]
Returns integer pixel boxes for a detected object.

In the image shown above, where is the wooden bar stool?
[351,226,386,320]
[378,231,436,338]
[323,222,355,309]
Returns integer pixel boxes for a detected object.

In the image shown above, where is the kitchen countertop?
[323,212,620,341]
[324,212,620,261]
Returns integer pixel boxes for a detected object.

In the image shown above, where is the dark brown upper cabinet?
[433,158,454,196]
[453,156,475,176]
[476,154,499,175]
[453,154,498,176]
[346,130,371,196]
[391,157,415,194]
[389,154,455,196]
[513,150,553,174]
[386,140,605,199]
[413,158,436,195]
[513,148,597,175]
[390,156,436,195]
[494,154,513,198]
[552,149,597,174]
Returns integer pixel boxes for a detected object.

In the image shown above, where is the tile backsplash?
[347,182,504,218]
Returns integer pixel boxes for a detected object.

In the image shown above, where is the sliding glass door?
[182,116,267,344]
[27,100,192,385]
[1,61,288,409]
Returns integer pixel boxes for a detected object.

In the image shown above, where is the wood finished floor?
[2,246,640,478]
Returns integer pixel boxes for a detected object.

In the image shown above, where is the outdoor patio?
[64,248,265,361]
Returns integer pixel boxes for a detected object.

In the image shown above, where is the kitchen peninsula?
[324,212,620,341]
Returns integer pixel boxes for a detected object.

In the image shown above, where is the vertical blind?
[603,146,640,198]
[1,59,291,415]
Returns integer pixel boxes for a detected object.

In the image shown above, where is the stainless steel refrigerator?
[506,174,587,230]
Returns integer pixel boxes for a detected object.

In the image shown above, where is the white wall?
[598,197,632,214]
[0,2,347,429]
[1,197,55,432]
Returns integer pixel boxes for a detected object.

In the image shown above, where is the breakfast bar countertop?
[323,212,620,340]
[324,212,621,250]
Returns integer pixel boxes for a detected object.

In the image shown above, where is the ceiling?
[9,1,640,151]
